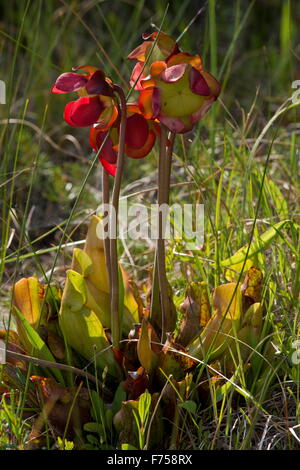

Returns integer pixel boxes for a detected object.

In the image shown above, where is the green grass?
[1,0,300,450]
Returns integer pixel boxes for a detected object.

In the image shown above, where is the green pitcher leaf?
[84,216,110,293]
[189,283,243,362]
[13,277,44,328]
[13,307,65,384]
[137,319,159,373]
[73,248,93,277]
[67,270,87,303]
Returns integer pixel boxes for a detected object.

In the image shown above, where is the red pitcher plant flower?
[89,103,158,176]
[127,32,221,340]
[0,29,279,451]
[128,32,180,90]
[51,65,118,129]
[128,33,221,133]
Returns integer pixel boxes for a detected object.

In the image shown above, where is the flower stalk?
[110,84,127,348]
[102,167,111,285]
[151,125,175,341]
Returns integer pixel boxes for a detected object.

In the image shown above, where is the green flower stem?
[110,85,127,348]
[102,167,111,285]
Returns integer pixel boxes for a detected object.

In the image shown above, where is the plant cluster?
[0,32,279,450]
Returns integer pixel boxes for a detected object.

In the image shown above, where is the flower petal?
[98,135,118,164]
[142,32,179,58]
[189,68,211,96]
[86,70,114,96]
[100,158,116,177]
[90,129,117,163]
[51,85,66,94]
[89,126,98,150]
[51,72,88,94]
[129,62,146,91]
[167,52,202,71]
[149,61,167,77]
[127,41,152,61]
[126,103,141,115]
[160,64,187,83]
[156,114,187,133]
[94,105,119,132]
[72,65,98,74]
[126,130,156,159]
[191,97,216,123]
[140,75,156,89]
[125,114,149,149]
[64,96,104,127]
[152,87,161,117]
[98,106,119,131]
[201,71,221,98]
[138,89,154,119]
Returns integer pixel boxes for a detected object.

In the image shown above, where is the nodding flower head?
[128,33,221,133]
[89,103,158,176]
[51,65,118,129]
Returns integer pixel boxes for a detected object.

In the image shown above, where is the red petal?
[51,85,66,94]
[152,88,161,117]
[150,61,167,77]
[90,128,117,163]
[51,73,88,94]
[127,42,151,61]
[157,114,187,133]
[129,62,146,91]
[64,96,104,127]
[126,130,156,159]
[89,126,98,150]
[86,70,114,96]
[125,114,149,149]
[189,68,211,96]
[97,134,118,164]
[100,158,116,176]
[138,89,154,119]
[191,97,216,123]
[167,52,202,71]
[201,71,221,98]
